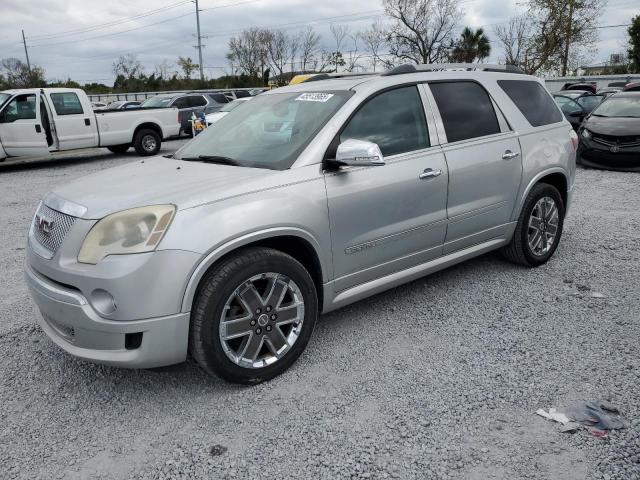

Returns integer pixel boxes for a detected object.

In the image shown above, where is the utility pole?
[561,0,575,77]
[21,29,31,73]
[194,0,204,81]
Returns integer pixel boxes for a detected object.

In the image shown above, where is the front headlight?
[78,205,175,264]
[581,128,591,139]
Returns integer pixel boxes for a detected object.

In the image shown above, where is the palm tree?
[450,27,491,63]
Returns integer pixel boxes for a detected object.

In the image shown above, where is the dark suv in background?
[141,92,230,135]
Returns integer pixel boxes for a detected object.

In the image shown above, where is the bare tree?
[227,28,271,78]
[154,59,173,79]
[265,30,294,84]
[299,26,321,71]
[0,58,46,88]
[112,54,143,79]
[329,24,350,71]
[384,0,462,64]
[494,16,532,67]
[344,33,363,72]
[361,21,388,72]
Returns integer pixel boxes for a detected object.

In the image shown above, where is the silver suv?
[26,64,577,384]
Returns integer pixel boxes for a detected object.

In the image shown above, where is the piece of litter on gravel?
[590,292,606,298]
[209,445,227,457]
[537,401,628,433]
[536,408,571,425]
[559,422,582,433]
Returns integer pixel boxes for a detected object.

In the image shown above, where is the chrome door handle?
[419,168,442,180]
[502,150,520,160]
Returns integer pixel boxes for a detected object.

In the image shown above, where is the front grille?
[32,204,76,255]
[591,133,640,148]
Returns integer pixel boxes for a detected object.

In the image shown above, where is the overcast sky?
[0,0,637,84]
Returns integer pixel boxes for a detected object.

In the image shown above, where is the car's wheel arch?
[181,228,328,314]
[514,168,569,220]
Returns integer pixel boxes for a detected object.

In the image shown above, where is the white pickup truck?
[0,88,180,161]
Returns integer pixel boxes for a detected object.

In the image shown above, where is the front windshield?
[175,91,351,170]
[591,96,640,118]
[141,96,173,108]
[0,93,11,108]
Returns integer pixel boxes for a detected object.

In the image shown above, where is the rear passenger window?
[498,80,563,127]
[172,97,189,109]
[430,81,500,143]
[341,86,430,156]
[188,96,207,107]
[50,93,84,115]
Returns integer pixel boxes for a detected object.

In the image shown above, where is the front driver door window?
[325,86,449,292]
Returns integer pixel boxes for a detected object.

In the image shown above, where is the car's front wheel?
[502,182,565,267]
[189,247,318,384]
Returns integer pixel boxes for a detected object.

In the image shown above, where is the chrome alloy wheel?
[219,273,305,369]
[527,196,559,256]
[142,134,157,152]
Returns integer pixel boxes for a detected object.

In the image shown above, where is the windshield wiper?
[179,155,240,166]
[589,113,608,117]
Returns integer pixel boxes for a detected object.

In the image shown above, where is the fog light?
[90,289,116,315]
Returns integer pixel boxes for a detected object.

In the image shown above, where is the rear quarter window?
[498,80,563,127]
[50,92,84,115]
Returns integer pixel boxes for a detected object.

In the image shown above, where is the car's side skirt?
[322,225,515,313]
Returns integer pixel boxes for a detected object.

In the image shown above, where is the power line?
[26,0,192,41]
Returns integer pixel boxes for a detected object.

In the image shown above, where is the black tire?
[107,144,130,154]
[133,128,161,156]
[502,182,565,267]
[189,247,318,384]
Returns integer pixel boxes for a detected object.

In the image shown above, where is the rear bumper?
[26,263,190,368]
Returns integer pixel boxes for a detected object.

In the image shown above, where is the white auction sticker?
[295,93,334,102]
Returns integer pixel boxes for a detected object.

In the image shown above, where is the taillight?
[569,130,578,151]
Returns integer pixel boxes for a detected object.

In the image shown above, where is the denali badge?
[35,215,54,235]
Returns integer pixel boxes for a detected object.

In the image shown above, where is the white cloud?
[0,0,634,84]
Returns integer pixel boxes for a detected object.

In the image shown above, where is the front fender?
[178,227,328,313]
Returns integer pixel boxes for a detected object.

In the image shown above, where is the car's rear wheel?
[189,247,318,384]
[107,144,130,154]
[502,183,565,267]
[133,129,161,156]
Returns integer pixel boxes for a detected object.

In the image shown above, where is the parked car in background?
[608,81,629,88]
[561,82,597,94]
[577,91,640,171]
[141,92,229,136]
[205,97,252,125]
[25,64,576,384]
[104,100,142,110]
[553,93,604,130]
[0,88,180,160]
[91,101,107,110]
[596,87,622,97]
[623,82,640,92]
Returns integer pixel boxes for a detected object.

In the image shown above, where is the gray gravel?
[1,155,639,479]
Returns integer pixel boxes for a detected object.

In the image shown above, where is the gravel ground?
[0,153,639,480]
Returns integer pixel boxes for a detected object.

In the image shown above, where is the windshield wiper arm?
[179,155,240,166]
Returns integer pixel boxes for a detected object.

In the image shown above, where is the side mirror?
[568,110,584,118]
[333,139,385,167]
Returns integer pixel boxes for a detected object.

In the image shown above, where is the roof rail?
[381,63,525,76]
[302,72,379,83]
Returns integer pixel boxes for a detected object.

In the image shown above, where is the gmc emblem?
[35,215,54,235]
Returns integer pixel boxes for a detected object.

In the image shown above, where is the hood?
[205,111,227,124]
[584,115,640,136]
[49,157,277,219]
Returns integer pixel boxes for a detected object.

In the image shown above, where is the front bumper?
[26,262,190,368]
[577,140,640,171]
